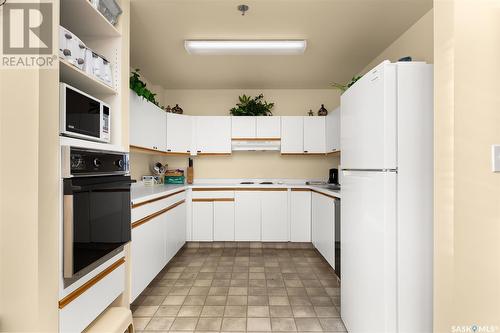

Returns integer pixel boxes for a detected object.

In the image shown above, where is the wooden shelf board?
[60,59,117,96]
[60,0,121,38]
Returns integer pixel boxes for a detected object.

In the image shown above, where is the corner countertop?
[131,180,341,205]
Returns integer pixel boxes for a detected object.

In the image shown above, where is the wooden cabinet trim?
[193,188,236,191]
[192,198,235,202]
[132,190,186,209]
[132,200,186,229]
[130,145,190,156]
[193,187,287,192]
[291,188,311,192]
[311,189,339,200]
[196,153,232,156]
[281,153,327,156]
[58,257,125,309]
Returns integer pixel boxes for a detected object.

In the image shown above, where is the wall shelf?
[59,59,117,96]
[60,0,121,38]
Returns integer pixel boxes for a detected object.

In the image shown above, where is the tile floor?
[131,245,345,332]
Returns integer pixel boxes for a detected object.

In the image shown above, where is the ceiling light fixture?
[184,40,307,55]
[237,4,249,16]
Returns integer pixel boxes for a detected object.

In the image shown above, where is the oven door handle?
[65,179,136,194]
[63,194,74,279]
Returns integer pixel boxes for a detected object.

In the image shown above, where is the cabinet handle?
[187,150,191,153]
[197,150,201,153]
[167,149,171,152]
[304,150,308,153]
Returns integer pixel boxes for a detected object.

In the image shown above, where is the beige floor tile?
[269,305,293,318]
[295,317,323,331]
[248,305,270,317]
[230,279,249,287]
[183,295,206,306]
[188,286,210,295]
[132,317,151,331]
[208,286,229,295]
[196,317,222,331]
[247,317,272,331]
[248,295,269,305]
[267,287,287,296]
[141,296,166,306]
[224,305,247,317]
[144,316,175,331]
[221,317,247,331]
[284,279,303,288]
[201,305,225,317]
[314,306,340,317]
[177,305,202,317]
[268,296,290,306]
[162,295,186,305]
[170,286,191,295]
[271,317,297,331]
[170,317,198,331]
[193,279,213,287]
[288,296,312,306]
[249,272,266,279]
[228,287,248,295]
[205,295,227,305]
[155,305,181,316]
[212,279,231,287]
[319,318,347,331]
[227,295,248,305]
[132,305,159,317]
[292,305,316,317]
[249,287,268,295]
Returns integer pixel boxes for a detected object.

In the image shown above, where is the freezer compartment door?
[341,170,397,333]
[340,61,397,169]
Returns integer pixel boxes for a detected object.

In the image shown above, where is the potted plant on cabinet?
[230,94,274,116]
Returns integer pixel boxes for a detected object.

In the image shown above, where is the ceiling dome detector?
[237,4,249,16]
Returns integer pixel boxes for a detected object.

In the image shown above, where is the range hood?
[231,140,281,151]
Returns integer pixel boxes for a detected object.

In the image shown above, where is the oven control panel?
[62,146,129,177]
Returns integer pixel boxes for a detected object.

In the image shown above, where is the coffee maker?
[328,168,339,185]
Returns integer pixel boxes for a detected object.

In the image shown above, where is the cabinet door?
[195,116,231,154]
[166,113,192,153]
[304,117,326,153]
[231,116,256,139]
[130,90,166,151]
[192,201,213,241]
[131,214,166,301]
[261,191,288,241]
[311,192,335,267]
[165,202,186,263]
[290,190,311,242]
[326,107,340,153]
[235,191,261,241]
[281,116,304,153]
[256,116,281,138]
[213,201,235,241]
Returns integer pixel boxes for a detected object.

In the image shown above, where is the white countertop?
[131,181,341,204]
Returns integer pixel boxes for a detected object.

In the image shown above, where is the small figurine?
[165,105,172,113]
[318,104,328,116]
[172,104,183,114]
[308,109,314,116]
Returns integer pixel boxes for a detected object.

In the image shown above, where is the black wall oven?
[62,146,132,286]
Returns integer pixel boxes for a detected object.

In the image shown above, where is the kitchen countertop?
[131,182,341,204]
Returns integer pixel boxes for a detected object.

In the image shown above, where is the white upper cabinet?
[130,90,167,151]
[195,116,231,154]
[281,116,304,153]
[231,117,256,139]
[166,113,192,154]
[256,116,281,138]
[326,107,340,153]
[304,116,326,153]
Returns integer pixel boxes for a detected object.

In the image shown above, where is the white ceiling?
[130,0,432,89]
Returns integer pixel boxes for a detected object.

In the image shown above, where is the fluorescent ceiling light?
[184,40,307,55]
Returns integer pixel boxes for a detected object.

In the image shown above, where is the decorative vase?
[318,104,328,116]
[172,104,183,114]
[165,105,172,113]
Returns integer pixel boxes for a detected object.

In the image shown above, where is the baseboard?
[185,241,314,249]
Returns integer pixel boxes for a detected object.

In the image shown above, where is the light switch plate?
[492,145,500,172]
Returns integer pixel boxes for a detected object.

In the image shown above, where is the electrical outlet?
[492,145,500,172]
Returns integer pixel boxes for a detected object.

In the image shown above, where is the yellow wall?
[360,9,434,74]
[434,0,500,331]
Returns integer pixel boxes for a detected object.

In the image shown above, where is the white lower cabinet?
[312,192,335,268]
[290,190,312,242]
[165,202,187,262]
[261,191,288,241]
[192,201,214,241]
[214,201,235,241]
[131,213,166,301]
[235,191,261,241]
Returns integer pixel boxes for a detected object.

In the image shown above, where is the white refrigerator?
[340,61,433,333]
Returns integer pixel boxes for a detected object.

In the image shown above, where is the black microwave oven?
[60,83,110,143]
